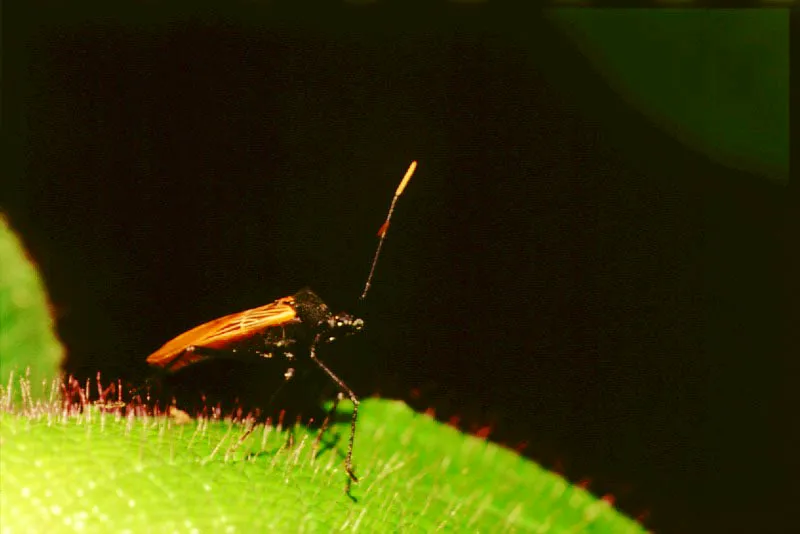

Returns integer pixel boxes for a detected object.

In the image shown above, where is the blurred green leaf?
[0,215,64,396]
[550,9,788,183]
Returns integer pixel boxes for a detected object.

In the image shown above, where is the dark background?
[3,5,790,534]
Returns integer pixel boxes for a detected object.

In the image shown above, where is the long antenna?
[360,160,417,301]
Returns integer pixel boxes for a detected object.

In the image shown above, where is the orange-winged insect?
[147,161,417,485]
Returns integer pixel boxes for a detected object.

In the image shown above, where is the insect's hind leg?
[181,346,298,416]
[221,356,297,455]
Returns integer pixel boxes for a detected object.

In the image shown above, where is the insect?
[147,161,418,485]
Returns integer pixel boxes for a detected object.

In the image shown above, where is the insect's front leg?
[308,333,359,487]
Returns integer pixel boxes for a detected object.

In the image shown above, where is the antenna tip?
[395,160,417,197]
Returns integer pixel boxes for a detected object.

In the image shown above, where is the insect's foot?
[346,468,359,483]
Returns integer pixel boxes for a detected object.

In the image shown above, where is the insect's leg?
[182,345,299,452]
[129,371,165,405]
[184,345,271,363]
[308,334,359,484]
[312,391,344,460]
[231,365,296,454]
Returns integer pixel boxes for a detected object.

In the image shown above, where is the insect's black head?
[324,312,364,344]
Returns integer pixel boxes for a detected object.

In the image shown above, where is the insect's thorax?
[291,288,333,327]
[291,288,364,344]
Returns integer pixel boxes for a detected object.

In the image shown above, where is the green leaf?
[0,215,65,396]
[1,397,645,533]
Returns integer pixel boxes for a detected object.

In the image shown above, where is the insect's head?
[324,312,364,344]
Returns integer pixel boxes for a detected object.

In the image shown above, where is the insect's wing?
[146,298,298,372]
[146,314,243,371]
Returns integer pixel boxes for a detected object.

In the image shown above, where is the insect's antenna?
[360,161,417,301]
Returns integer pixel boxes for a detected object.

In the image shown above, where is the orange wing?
[147,297,298,372]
